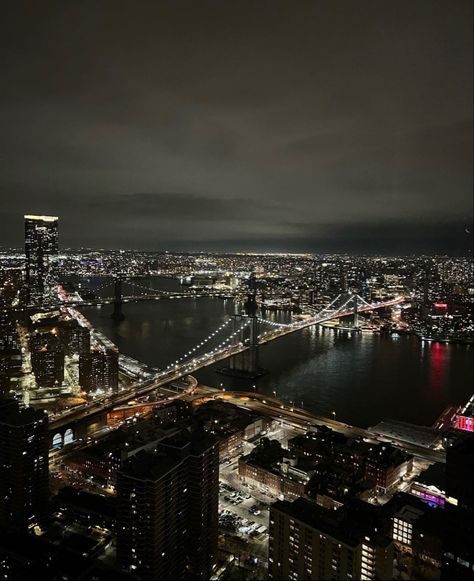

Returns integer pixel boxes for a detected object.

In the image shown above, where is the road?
[213,390,446,464]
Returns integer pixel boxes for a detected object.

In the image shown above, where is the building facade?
[79,348,119,393]
[116,430,219,580]
[269,498,394,581]
[24,215,59,304]
[0,399,49,531]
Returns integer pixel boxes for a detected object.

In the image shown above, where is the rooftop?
[0,399,48,427]
[24,214,58,222]
[369,419,441,448]
[119,448,184,481]
[120,428,217,481]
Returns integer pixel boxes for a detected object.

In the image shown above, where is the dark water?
[81,277,473,429]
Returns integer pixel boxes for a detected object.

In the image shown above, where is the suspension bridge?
[49,290,404,443]
[1,277,214,316]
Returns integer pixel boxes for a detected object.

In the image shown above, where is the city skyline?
[1,1,472,255]
[0,211,472,257]
[0,177,473,581]
[1,3,473,581]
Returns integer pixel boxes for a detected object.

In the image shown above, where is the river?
[80,276,473,429]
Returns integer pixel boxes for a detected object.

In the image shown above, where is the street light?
[332,411,336,420]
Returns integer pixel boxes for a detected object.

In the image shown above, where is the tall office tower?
[79,347,119,393]
[269,498,394,581]
[24,215,59,304]
[116,430,219,580]
[0,399,49,531]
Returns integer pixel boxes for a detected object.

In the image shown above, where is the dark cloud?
[0,0,472,253]
[87,193,288,222]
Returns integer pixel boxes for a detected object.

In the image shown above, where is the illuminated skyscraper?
[24,215,59,304]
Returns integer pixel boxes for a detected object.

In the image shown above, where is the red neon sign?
[456,416,474,433]
[434,303,448,309]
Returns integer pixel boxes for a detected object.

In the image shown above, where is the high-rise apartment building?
[0,399,49,531]
[116,429,219,580]
[29,330,65,388]
[269,498,394,581]
[0,312,22,376]
[24,215,59,304]
[0,354,11,397]
[161,430,220,579]
[79,347,119,393]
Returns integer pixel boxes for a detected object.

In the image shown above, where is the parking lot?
[218,477,270,560]
[219,482,269,529]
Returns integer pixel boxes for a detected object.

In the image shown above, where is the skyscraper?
[24,215,59,304]
[0,399,49,531]
[116,429,219,580]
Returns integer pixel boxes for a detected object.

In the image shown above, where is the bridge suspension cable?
[122,279,189,297]
[164,317,238,370]
[257,293,377,332]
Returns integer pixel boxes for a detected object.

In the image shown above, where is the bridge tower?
[219,274,268,379]
[353,292,359,330]
[111,277,125,321]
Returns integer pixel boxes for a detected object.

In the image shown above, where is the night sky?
[1,1,472,254]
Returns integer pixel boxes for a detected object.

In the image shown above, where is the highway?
[212,390,446,465]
